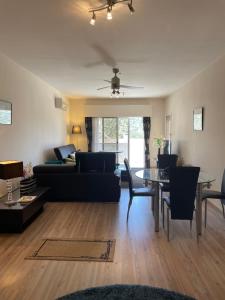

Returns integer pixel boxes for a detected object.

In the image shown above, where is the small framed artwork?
[193,107,203,131]
[0,100,12,125]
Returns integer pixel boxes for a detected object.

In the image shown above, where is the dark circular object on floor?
[57,284,196,300]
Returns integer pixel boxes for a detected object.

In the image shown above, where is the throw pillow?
[69,152,76,161]
[65,157,76,165]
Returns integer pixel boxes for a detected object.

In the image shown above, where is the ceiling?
[1,0,225,98]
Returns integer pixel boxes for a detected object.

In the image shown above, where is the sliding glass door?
[92,117,144,168]
[103,118,117,152]
[129,117,144,168]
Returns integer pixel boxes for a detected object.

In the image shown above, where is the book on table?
[18,196,36,204]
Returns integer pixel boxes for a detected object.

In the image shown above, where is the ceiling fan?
[97,68,144,97]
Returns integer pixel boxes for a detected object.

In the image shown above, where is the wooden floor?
[0,188,225,300]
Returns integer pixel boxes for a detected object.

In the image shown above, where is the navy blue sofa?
[33,147,121,202]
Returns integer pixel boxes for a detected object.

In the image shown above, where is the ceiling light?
[107,7,112,20]
[89,0,135,25]
[90,12,96,26]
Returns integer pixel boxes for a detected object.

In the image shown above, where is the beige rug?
[26,238,115,262]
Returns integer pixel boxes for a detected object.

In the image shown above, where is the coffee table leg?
[196,183,203,236]
[154,182,160,232]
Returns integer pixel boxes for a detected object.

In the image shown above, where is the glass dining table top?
[135,168,215,184]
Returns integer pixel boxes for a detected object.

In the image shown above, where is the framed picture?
[0,100,12,125]
[193,107,203,131]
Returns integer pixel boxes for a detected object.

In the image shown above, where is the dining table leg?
[153,182,160,232]
[196,183,203,236]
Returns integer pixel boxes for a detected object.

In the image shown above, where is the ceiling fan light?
[90,13,96,25]
[128,3,135,14]
[107,7,112,20]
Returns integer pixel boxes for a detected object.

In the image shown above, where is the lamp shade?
[72,125,82,134]
[0,161,23,180]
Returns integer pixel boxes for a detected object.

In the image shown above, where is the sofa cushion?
[33,164,76,174]
[76,152,116,173]
[54,144,76,161]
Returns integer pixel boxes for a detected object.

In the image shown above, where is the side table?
[0,186,49,233]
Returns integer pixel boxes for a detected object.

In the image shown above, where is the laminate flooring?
[0,188,225,300]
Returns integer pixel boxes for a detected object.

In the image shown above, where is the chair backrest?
[221,169,225,194]
[158,154,178,170]
[169,167,200,220]
[124,158,133,197]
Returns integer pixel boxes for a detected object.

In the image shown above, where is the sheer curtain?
[92,118,103,152]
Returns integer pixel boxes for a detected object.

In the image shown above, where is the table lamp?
[0,160,23,205]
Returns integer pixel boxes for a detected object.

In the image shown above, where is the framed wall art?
[193,107,203,131]
[0,100,12,125]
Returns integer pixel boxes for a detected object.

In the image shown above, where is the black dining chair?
[162,166,200,241]
[124,158,155,221]
[202,169,225,227]
[157,154,178,170]
[157,154,178,210]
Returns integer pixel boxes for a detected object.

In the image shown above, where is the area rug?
[25,238,115,262]
[57,285,196,300]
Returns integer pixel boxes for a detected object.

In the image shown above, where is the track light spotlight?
[107,7,112,20]
[90,12,96,25]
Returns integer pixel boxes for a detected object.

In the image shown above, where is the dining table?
[135,168,215,236]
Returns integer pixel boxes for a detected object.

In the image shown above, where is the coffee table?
[0,186,49,233]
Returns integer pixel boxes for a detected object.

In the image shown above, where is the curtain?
[85,117,93,152]
[92,118,103,152]
[143,117,151,168]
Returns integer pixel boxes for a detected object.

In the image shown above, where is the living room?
[1,1,225,300]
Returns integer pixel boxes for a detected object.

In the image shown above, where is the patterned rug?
[57,285,196,300]
[25,238,115,262]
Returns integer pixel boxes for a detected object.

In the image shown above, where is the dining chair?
[157,154,178,170]
[162,166,200,241]
[157,154,178,210]
[124,158,155,221]
[202,169,225,227]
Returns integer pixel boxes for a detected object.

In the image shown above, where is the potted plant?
[154,137,164,155]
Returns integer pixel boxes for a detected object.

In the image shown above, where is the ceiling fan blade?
[104,80,111,83]
[120,85,144,89]
[91,44,117,68]
[84,61,105,68]
[97,86,110,90]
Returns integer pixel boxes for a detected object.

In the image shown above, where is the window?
[93,117,144,168]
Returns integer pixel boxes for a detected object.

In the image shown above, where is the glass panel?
[118,118,129,164]
[103,118,117,152]
[129,117,144,168]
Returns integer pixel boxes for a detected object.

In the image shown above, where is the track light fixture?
[128,0,135,14]
[89,0,135,25]
[107,6,113,20]
[90,12,96,26]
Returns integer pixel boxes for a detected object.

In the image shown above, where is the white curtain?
[92,118,103,152]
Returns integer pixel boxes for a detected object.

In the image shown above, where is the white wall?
[0,53,69,196]
[166,54,225,191]
[69,97,165,166]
